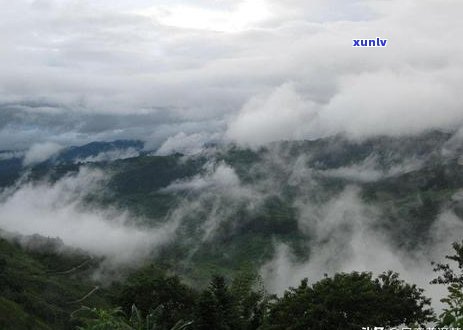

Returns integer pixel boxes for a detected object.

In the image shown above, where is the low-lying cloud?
[0,151,24,161]
[320,154,424,182]
[75,147,140,163]
[260,186,463,311]
[155,132,218,156]
[226,83,319,146]
[164,162,241,192]
[23,142,63,166]
[0,168,178,264]
[163,161,265,242]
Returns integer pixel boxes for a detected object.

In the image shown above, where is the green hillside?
[2,131,463,328]
[0,236,109,329]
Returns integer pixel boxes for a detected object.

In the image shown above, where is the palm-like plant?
[72,304,193,330]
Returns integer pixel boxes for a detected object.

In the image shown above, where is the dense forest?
[2,234,463,329]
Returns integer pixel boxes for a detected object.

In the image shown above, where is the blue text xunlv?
[353,38,388,47]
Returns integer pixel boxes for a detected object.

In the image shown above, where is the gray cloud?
[23,141,63,165]
[0,0,461,150]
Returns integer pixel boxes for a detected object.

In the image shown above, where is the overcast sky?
[1,0,462,150]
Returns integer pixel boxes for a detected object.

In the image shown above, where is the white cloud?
[260,186,463,312]
[320,154,424,182]
[155,132,216,156]
[0,168,179,264]
[23,142,64,166]
[141,0,272,33]
[0,151,24,160]
[75,147,140,163]
[162,161,264,241]
[1,0,462,149]
[318,69,463,138]
[226,83,319,147]
[163,162,240,192]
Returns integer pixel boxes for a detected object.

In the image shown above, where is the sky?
[1,0,462,150]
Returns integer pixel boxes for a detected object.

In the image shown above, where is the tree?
[194,290,222,330]
[193,273,268,330]
[194,275,240,330]
[230,272,268,330]
[432,241,463,327]
[72,305,193,330]
[116,265,196,330]
[263,271,434,330]
[72,306,131,330]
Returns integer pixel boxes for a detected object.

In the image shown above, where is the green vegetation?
[3,132,463,328]
[432,241,463,328]
[264,271,434,330]
[0,237,109,329]
[1,235,452,330]
[71,269,437,330]
[17,131,463,281]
